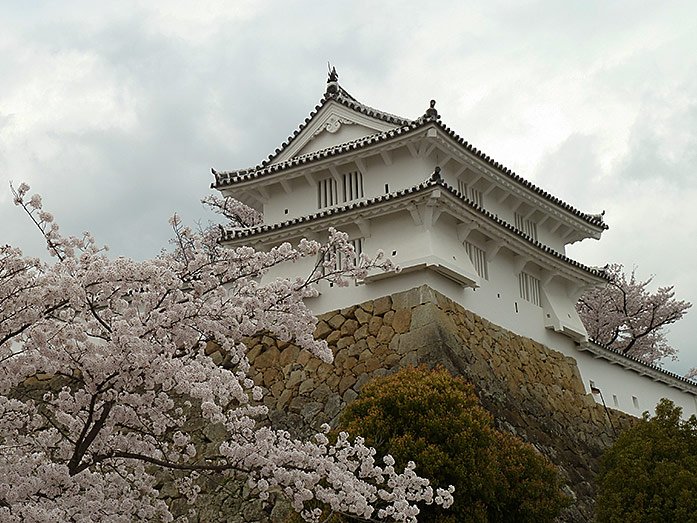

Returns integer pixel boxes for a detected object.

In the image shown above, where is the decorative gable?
[212,69,607,246]
[272,101,403,164]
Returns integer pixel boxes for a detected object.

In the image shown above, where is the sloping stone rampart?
[196,285,633,522]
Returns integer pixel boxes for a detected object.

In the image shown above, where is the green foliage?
[596,399,697,522]
[338,366,568,522]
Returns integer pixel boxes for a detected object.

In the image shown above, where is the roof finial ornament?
[424,99,439,120]
[326,63,339,95]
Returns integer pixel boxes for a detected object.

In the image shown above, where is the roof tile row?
[222,173,609,280]
[213,106,606,229]
[588,339,697,387]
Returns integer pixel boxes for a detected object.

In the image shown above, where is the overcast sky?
[1,1,696,374]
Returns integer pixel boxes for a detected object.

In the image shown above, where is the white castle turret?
[213,70,697,418]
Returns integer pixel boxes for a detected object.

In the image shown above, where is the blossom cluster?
[0,186,451,522]
[577,263,691,365]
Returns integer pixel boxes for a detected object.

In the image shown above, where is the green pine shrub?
[337,365,568,522]
[596,399,697,522]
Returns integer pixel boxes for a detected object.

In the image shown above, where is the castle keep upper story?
[212,70,697,417]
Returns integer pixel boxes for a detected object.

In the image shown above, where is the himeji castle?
[212,69,697,418]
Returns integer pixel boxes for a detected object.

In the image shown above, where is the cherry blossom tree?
[0,184,453,523]
[577,264,691,366]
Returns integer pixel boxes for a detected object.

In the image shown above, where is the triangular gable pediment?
[271,101,402,164]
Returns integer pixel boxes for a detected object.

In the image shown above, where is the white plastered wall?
[251,213,697,418]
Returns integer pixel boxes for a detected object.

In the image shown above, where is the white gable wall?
[272,101,400,165]
[295,123,379,157]
[360,149,434,195]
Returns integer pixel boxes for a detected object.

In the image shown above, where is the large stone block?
[368,316,383,336]
[373,295,392,315]
[376,325,395,343]
[313,320,332,339]
[358,300,374,314]
[354,307,371,324]
[323,394,343,419]
[397,323,439,354]
[278,345,300,368]
[354,323,369,341]
[328,313,346,329]
[326,330,341,344]
[340,305,357,319]
[390,285,433,310]
[341,319,359,336]
[253,346,280,369]
[382,310,394,326]
[338,374,357,394]
[392,308,412,333]
[336,336,355,350]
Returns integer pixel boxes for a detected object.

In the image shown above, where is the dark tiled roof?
[212,120,425,186]
[586,339,697,389]
[212,83,412,183]
[212,83,607,231]
[433,120,609,230]
[326,84,412,129]
[222,173,610,281]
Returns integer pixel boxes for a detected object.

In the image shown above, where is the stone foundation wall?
[197,285,634,522]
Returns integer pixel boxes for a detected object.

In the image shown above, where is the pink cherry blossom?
[577,263,691,365]
[1,184,452,522]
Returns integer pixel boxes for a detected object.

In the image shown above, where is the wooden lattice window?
[464,242,488,280]
[518,272,541,306]
[317,178,338,208]
[342,170,364,202]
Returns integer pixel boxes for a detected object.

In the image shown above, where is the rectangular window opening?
[317,178,338,209]
[321,237,364,278]
[458,179,468,197]
[518,272,541,306]
[342,170,364,203]
[464,241,488,280]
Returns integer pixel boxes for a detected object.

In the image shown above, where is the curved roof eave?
[212,119,425,188]
[580,340,697,395]
[221,176,609,283]
[211,83,607,231]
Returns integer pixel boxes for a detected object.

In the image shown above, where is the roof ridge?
[331,85,412,127]
[431,120,608,229]
[290,129,389,161]
[237,79,412,171]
